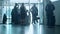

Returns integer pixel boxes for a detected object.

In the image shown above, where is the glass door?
[2,0,43,24]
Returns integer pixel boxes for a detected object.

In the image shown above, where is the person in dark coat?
[45,1,55,27]
[11,3,19,24]
[3,14,7,24]
[19,3,27,24]
[31,4,38,24]
[20,3,27,19]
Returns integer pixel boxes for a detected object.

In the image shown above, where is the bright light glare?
[50,0,59,2]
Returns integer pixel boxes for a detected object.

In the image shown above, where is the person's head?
[15,3,19,8]
[33,4,36,7]
[15,3,18,6]
[21,3,24,6]
[4,13,6,16]
[48,1,52,4]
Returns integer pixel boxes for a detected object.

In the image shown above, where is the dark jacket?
[45,3,55,16]
[3,14,7,24]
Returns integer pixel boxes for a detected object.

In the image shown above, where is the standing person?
[31,4,38,24]
[19,3,27,24]
[20,3,27,19]
[11,3,19,24]
[3,14,7,24]
[45,1,55,27]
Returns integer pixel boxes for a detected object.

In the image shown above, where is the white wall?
[0,1,3,23]
[53,0,60,25]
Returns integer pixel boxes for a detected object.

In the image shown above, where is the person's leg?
[32,16,34,24]
[34,19,36,24]
[32,19,35,24]
[36,19,38,23]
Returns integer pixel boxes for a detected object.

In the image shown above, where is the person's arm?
[45,4,48,11]
[35,7,38,16]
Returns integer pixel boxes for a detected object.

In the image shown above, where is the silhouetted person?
[45,1,55,27]
[20,3,27,19]
[11,3,19,24]
[31,4,38,24]
[3,14,7,24]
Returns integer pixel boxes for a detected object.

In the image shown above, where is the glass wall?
[2,0,43,24]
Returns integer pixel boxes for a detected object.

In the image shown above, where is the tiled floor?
[0,23,60,34]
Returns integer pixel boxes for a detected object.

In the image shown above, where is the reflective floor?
[0,23,39,34]
[40,25,60,34]
[0,24,60,34]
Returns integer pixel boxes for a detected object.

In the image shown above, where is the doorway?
[2,0,43,24]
